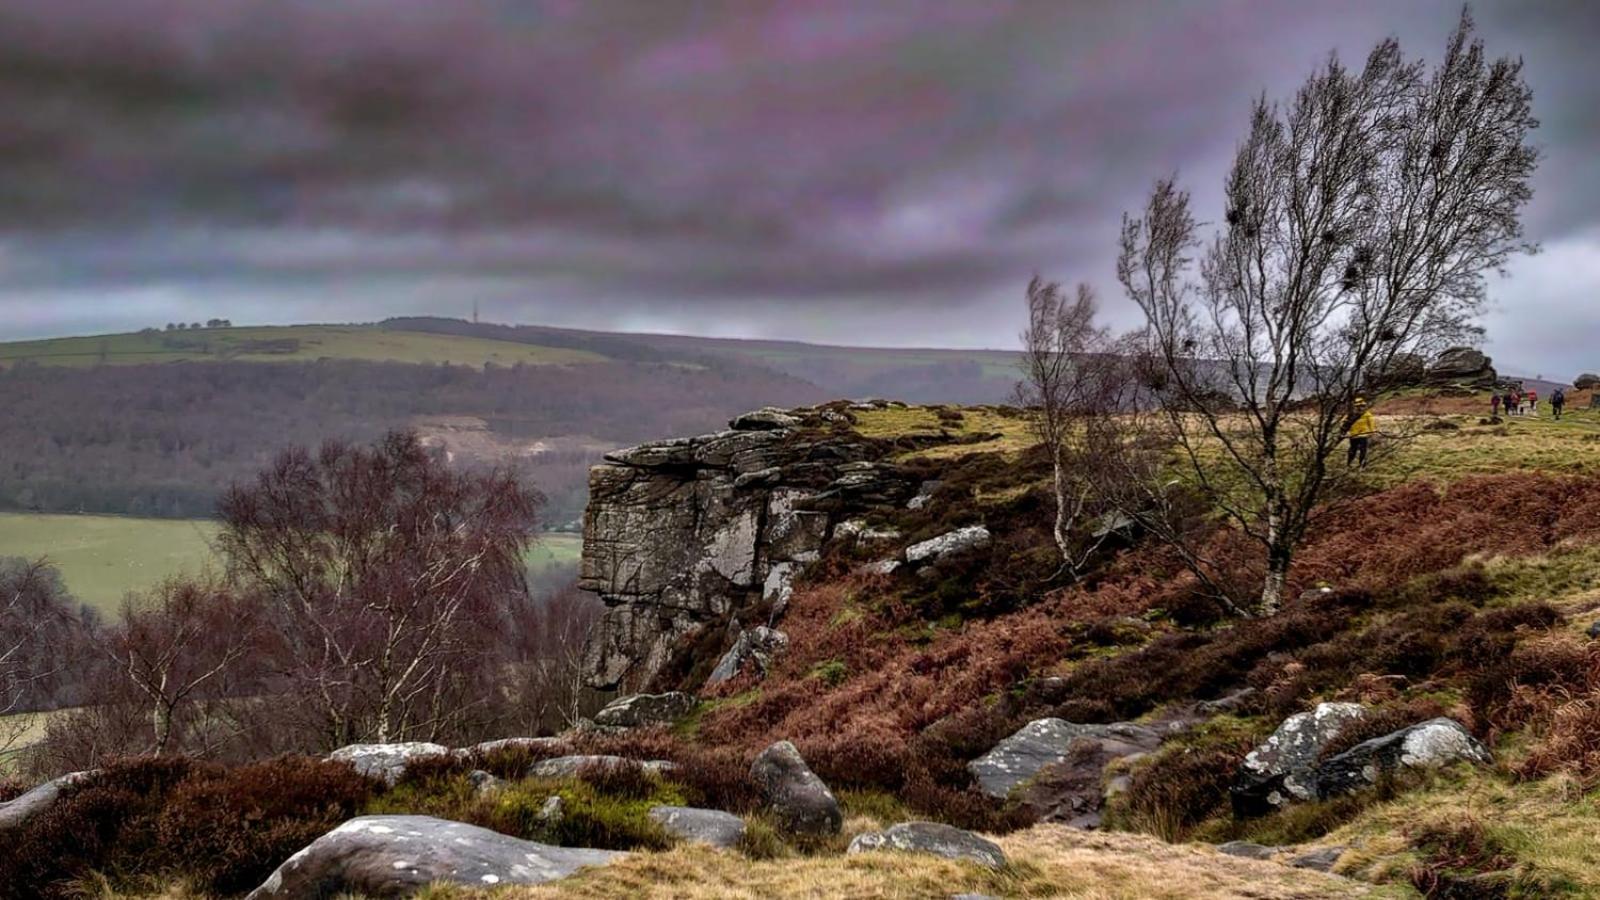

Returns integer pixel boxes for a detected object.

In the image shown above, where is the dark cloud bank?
[0,0,1596,376]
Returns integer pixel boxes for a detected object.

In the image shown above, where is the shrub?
[736,814,790,860]
[1403,818,1573,899]
[0,775,24,803]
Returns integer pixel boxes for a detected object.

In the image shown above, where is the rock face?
[244,815,623,898]
[328,743,451,785]
[968,718,1164,802]
[1426,347,1497,389]
[847,822,1007,869]
[0,771,91,834]
[1316,718,1491,799]
[706,625,789,684]
[750,740,842,837]
[648,805,747,849]
[593,692,698,729]
[579,409,914,691]
[1232,702,1366,816]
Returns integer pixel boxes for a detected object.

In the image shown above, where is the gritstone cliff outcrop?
[578,404,920,692]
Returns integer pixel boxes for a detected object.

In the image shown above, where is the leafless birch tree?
[1119,12,1537,614]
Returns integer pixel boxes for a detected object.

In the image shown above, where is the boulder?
[593,692,698,729]
[468,770,505,796]
[847,822,1007,869]
[460,736,571,759]
[907,481,942,510]
[328,743,451,785]
[967,718,1163,801]
[1289,846,1347,873]
[243,815,623,898]
[861,559,901,576]
[750,740,841,837]
[905,526,992,566]
[730,408,802,430]
[1316,718,1490,799]
[648,805,746,849]
[528,755,676,780]
[0,771,92,834]
[1232,702,1366,816]
[1575,373,1599,391]
[706,626,789,685]
[1013,732,1159,828]
[1426,347,1497,388]
[1217,841,1277,861]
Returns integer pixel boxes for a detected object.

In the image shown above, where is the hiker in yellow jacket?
[1346,397,1377,468]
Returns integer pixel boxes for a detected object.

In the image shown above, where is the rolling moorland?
[8,381,1600,898]
[0,319,1019,531]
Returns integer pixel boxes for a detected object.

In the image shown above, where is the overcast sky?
[0,0,1595,376]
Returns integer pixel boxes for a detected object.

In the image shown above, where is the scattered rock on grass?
[847,822,1007,869]
[328,743,450,785]
[967,718,1163,801]
[244,815,623,899]
[905,526,991,566]
[528,755,677,780]
[648,806,746,849]
[1232,702,1366,816]
[750,740,841,837]
[1316,718,1490,799]
[593,692,698,729]
[1217,841,1277,861]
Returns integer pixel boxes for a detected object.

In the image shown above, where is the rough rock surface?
[244,815,623,898]
[1576,373,1600,391]
[1316,718,1490,799]
[706,625,789,684]
[968,718,1164,801]
[328,743,451,785]
[528,755,676,780]
[1232,703,1366,816]
[460,737,570,758]
[751,740,842,836]
[905,525,992,566]
[1217,841,1278,860]
[0,771,91,834]
[593,692,698,729]
[579,408,914,691]
[847,822,1007,869]
[1014,731,1161,828]
[1426,347,1497,389]
[648,805,747,849]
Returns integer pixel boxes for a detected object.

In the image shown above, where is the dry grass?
[850,406,1036,459]
[434,825,1385,899]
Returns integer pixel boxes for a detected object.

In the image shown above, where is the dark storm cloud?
[0,0,1595,374]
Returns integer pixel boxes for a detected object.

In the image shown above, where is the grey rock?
[751,740,841,837]
[905,526,992,565]
[648,805,746,849]
[847,822,1007,869]
[328,742,451,785]
[1426,347,1497,388]
[1217,841,1277,860]
[1289,846,1347,872]
[1575,373,1600,391]
[529,755,676,780]
[0,770,92,834]
[243,815,623,898]
[706,626,789,685]
[907,480,942,510]
[537,795,564,827]
[967,718,1164,800]
[1587,619,1600,640]
[1198,688,1259,717]
[593,692,698,729]
[1011,731,1161,828]
[1316,718,1491,799]
[730,408,802,430]
[1232,702,1366,816]
[861,559,901,576]
[468,770,504,795]
[461,736,571,759]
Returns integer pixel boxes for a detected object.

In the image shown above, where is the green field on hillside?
[0,325,606,368]
[0,513,583,613]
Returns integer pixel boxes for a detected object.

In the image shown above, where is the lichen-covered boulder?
[730,408,802,430]
[750,740,841,837]
[648,805,746,849]
[905,525,991,566]
[459,736,570,759]
[243,815,623,898]
[1232,703,1365,816]
[706,625,788,685]
[1316,718,1491,799]
[0,771,92,834]
[847,822,1007,869]
[528,755,676,780]
[967,718,1163,800]
[593,692,698,729]
[328,743,451,785]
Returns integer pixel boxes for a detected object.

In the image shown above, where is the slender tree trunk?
[1051,451,1072,563]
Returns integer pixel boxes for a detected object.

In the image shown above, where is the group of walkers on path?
[1493,386,1568,419]
[1348,383,1580,472]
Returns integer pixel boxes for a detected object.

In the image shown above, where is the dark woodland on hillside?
[0,356,823,522]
